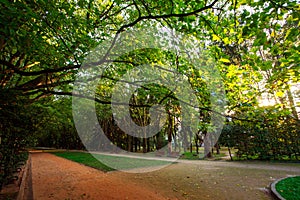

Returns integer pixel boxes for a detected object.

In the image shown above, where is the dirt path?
[118,162,300,200]
[31,152,300,200]
[31,153,170,200]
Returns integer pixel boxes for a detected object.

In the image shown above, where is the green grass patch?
[52,151,172,172]
[180,152,226,160]
[275,176,300,200]
[53,152,114,171]
[180,152,203,160]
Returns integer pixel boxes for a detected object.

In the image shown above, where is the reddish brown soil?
[31,153,171,200]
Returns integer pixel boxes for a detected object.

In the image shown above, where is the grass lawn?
[52,151,172,172]
[180,151,226,160]
[275,176,300,200]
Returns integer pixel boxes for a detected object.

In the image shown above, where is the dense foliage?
[220,107,300,160]
[0,90,32,189]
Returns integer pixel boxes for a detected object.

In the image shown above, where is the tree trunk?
[133,137,137,152]
[128,135,133,152]
[215,142,220,154]
[138,138,141,151]
[228,147,233,161]
[287,85,299,120]
[167,112,173,155]
[156,132,162,150]
[182,126,188,152]
[204,131,212,158]
[195,139,199,154]
[143,137,147,153]
[168,133,172,155]
[147,138,150,152]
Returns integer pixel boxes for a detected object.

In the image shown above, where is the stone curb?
[270,176,298,200]
[17,154,32,200]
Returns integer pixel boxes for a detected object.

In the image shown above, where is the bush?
[219,106,300,161]
[0,90,32,191]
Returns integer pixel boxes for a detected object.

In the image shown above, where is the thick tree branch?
[103,0,219,64]
[0,59,80,76]
[117,0,219,34]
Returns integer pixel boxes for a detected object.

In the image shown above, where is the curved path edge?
[270,176,298,200]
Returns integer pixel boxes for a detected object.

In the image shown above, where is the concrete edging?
[17,154,32,200]
[270,176,298,200]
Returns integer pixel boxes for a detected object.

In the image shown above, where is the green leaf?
[276,91,285,97]
[212,34,221,41]
[219,58,231,63]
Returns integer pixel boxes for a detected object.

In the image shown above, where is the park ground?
[25,152,300,200]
